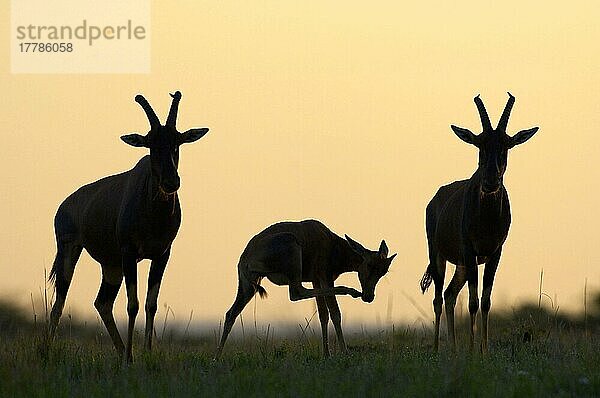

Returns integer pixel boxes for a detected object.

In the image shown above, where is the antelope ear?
[345,234,366,255]
[180,128,209,144]
[388,253,397,264]
[378,240,389,258]
[121,133,147,147]
[509,127,538,148]
[451,125,477,146]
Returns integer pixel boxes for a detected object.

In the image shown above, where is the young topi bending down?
[215,219,397,359]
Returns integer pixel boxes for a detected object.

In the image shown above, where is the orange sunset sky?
[1,2,599,333]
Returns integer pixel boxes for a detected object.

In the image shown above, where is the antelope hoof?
[144,340,152,351]
[481,342,488,355]
[123,351,134,364]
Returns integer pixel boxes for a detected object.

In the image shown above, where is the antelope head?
[121,91,209,195]
[451,93,539,194]
[345,235,397,303]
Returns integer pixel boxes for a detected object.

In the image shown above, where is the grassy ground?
[1,299,599,397]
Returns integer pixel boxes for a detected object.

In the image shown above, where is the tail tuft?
[49,256,60,286]
[253,283,268,299]
[420,265,433,294]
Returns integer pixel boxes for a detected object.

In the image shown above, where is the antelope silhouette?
[215,219,397,359]
[48,91,209,362]
[420,93,538,353]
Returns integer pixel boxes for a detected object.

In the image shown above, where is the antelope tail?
[48,249,69,299]
[253,281,268,299]
[420,264,434,293]
[49,254,61,286]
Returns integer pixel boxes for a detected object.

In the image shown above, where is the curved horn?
[166,91,182,127]
[497,92,515,131]
[474,95,492,131]
[135,94,160,128]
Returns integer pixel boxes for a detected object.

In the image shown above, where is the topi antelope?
[420,93,538,353]
[215,219,397,359]
[48,91,209,362]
